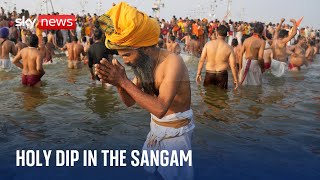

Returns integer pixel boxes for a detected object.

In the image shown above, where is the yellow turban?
[98,2,160,49]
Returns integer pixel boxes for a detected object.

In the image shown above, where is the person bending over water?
[60,36,85,69]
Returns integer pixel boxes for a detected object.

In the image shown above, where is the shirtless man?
[181,33,191,53]
[196,25,238,89]
[95,3,194,179]
[231,38,241,69]
[15,39,28,52]
[305,40,315,63]
[60,36,85,69]
[239,22,265,86]
[288,36,308,71]
[189,35,200,57]
[13,34,45,87]
[166,34,181,55]
[0,27,17,71]
[236,23,243,46]
[39,37,54,64]
[47,30,59,48]
[271,18,297,77]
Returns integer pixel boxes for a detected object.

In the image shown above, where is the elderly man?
[95,2,194,179]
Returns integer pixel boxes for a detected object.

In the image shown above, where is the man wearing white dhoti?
[95,3,195,180]
[239,23,265,86]
[270,18,297,77]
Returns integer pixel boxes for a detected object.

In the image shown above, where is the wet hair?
[231,38,238,47]
[72,36,78,42]
[93,28,103,40]
[82,36,87,42]
[278,30,289,38]
[254,22,264,34]
[241,34,250,44]
[217,25,228,37]
[29,34,38,47]
[169,35,176,42]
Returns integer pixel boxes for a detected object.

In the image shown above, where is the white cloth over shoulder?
[143,109,195,180]
[239,58,262,86]
[0,59,12,72]
[271,59,287,77]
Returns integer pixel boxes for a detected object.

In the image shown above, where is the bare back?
[243,36,264,60]
[204,39,232,71]
[0,38,16,59]
[66,42,84,61]
[20,47,43,76]
[290,45,306,67]
[306,46,314,61]
[154,50,191,115]
[47,33,54,43]
[189,40,200,57]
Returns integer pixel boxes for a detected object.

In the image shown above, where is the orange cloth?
[98,2,160,49]
[192,23,199,37]
[296,17,304,27]
[85,25,91,37]
[35,22,42,37]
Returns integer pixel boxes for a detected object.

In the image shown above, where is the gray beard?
[131,50,157,95]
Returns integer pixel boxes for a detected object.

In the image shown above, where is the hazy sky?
[4,0,320,28]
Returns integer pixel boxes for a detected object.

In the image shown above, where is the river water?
[0,54,319,179]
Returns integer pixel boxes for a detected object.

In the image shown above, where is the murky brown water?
[0,54,319,179]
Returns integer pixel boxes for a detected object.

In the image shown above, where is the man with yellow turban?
[95,2,194,180]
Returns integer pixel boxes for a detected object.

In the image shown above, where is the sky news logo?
[15,15,76,30]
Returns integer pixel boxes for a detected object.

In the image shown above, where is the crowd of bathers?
[0,5,319,88]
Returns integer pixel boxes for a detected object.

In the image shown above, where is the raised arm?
[282,19,297,44]
[274,18,285,39]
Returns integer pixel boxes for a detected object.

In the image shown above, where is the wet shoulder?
[162,50,185,69]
